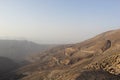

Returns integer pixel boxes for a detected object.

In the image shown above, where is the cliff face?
[17,29,120,80]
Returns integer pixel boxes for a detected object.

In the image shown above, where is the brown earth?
[16,29,120,80]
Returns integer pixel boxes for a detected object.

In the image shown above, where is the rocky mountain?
[10,29,120,80]
[0,40,54,62]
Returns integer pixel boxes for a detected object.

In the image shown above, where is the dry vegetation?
[14,29,120,80]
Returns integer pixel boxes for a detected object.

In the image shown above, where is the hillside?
[0,56,18,80]
[0,40,54,62]
[14,29,120,80]
[0,56,18,73]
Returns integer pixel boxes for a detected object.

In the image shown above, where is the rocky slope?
[16,29,120,80]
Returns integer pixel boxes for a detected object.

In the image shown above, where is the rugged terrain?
[5,29,120,80]
[0,40,55,80]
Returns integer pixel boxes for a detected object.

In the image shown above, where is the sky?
[0,0,120,44]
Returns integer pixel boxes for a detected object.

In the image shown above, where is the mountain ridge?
[16,29,120,80]
[3,29,120,80]
[0,40,55,62]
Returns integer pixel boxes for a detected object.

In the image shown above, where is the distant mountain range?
[0,40,54,62]
[0,40,56,80]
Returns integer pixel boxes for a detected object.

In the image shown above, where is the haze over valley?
[0,0,120,80]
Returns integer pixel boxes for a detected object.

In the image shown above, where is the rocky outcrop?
[64,47,78,56]
[102,40,111,52]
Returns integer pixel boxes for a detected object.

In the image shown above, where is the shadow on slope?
[76,70,120,80]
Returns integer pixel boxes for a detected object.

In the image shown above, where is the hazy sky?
[0,0,120,44]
